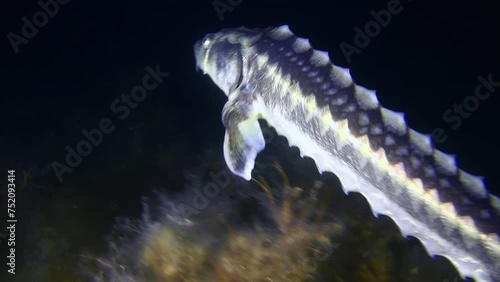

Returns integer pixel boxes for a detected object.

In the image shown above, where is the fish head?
[194,28,262,96]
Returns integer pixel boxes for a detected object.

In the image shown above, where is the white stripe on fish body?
[194,25,500,282]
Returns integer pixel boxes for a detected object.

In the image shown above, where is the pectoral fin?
[222,90,265,180]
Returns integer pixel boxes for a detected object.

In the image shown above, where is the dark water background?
[0,0,499,281]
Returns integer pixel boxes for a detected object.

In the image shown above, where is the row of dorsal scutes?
[266,25,497,200]
[266,25,489,201]
[264,24,500,247]
[338,90,500,253]
[350,88,500,251]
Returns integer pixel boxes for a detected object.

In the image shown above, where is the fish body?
[193,25,500,282]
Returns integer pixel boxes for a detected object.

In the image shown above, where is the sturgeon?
[193,25,500,282]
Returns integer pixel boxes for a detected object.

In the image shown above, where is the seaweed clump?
[81,163,343,282]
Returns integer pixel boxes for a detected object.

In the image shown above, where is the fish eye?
[203,37,211,48]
